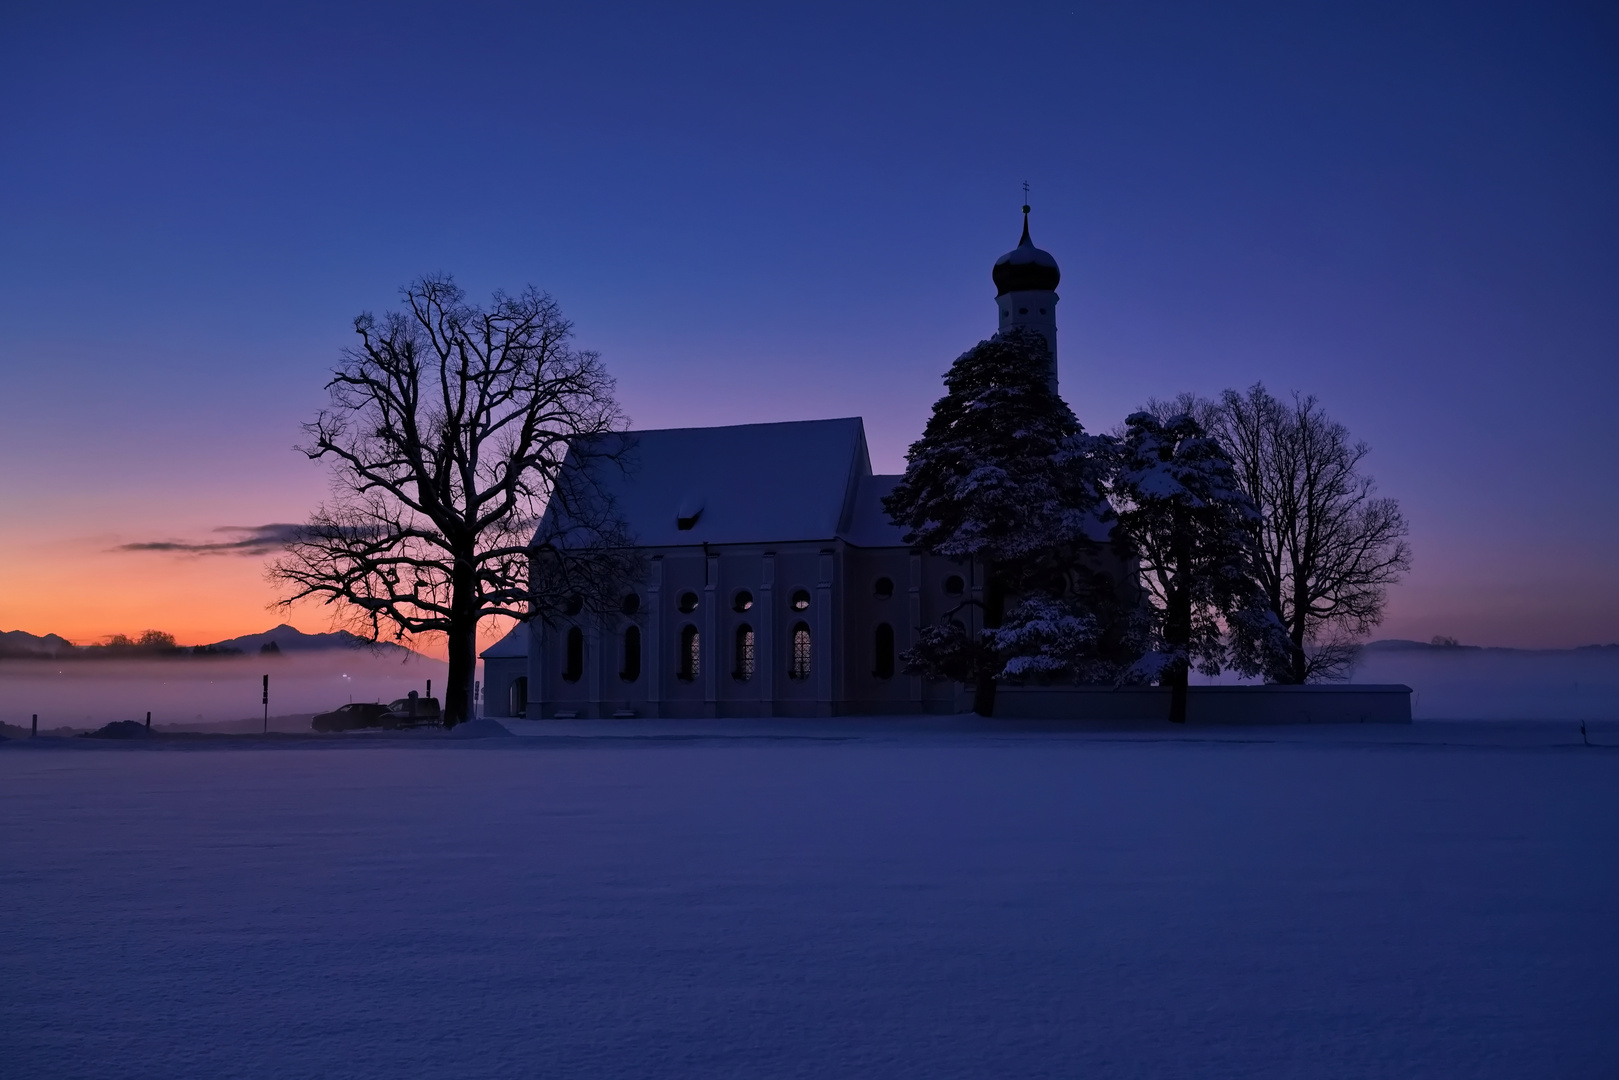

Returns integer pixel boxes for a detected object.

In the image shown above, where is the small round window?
[564,594,584,616]
[791,588,811,611]
[874,577,894,600]
[944,575,965,596]
[620,593,640,615]
[733,590,754,613]
[677,591,699,614]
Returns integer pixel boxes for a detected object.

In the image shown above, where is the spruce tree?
[883,330,1112,715]
[1109,411,1283,722]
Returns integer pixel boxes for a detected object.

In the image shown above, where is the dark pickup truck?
[311,702,391,732]
[381,694,442,729]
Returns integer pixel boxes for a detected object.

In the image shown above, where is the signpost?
[262,674,269,734]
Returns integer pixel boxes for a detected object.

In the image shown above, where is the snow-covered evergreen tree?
[1108,411,1285,721]
[883,330,1116,714]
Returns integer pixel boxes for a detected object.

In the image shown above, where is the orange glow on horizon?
[0,531,516,661]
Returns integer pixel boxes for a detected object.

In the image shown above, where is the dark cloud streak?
[116,524,306,556]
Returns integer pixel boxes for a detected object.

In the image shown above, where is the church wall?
[480,657,525,718]
[527,533,1131,720]
[529,541,855,719]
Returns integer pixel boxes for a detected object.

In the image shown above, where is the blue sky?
[1,2,1615,647]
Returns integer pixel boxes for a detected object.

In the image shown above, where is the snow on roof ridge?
[612,415,865,437]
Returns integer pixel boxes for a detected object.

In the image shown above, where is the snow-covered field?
[3,722,1616,1079]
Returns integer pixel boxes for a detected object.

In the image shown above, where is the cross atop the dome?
[1022,181,1030,215]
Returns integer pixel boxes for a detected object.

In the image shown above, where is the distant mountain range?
[0,630,78,658]
[1361,639,1618,655]
[205,624,415,656]
[0,624,416,659]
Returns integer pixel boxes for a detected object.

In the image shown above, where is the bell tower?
[991,201,1061,392]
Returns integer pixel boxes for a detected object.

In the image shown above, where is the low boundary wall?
[996,684,1413,725]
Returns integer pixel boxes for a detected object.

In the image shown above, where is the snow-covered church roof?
[541,417,909,550]
[479,621,528,660]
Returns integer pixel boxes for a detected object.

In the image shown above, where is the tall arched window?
[562,627,583,682]
[678,625,700,681]
[621,626,641,682]
[509,676,528,716]
[734,624,755,680]
[873,623,895,679]
[789,622,812,680]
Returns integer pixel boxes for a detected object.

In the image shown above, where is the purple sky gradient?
[0,2,1615,648]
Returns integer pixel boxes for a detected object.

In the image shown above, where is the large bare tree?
[1207,385,1411,682]
[271,275,634,725]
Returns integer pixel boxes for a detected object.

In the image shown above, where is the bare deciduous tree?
[271,275,635,725]
[1208,384,1411,682]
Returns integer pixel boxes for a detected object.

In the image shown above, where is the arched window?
[565,595,584,616]
[678,625,700,681]
[621,625,641,682]
[620,593,640,615]
[562,627,583,682]
[873,623,895,679]
[509,676,528,716]
[791,588,811,611]
[789,622,812,680]
[944,574,965,596]
[734,624,755,680]
[678,591,699,613]
[874,577,894,600]
[733,590,754,613]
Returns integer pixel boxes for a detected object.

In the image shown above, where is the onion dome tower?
[992,202,1061,392]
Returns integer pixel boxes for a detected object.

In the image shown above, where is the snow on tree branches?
[883,330,1120,714]
[1108,411,1286,721]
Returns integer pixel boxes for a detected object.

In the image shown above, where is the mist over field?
[3,641,1615,731]
[0,652,449,731]
[1352,644,1619,720]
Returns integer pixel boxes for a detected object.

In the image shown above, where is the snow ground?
[2,722,1616,1079]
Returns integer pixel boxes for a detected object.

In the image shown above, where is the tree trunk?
[444,622,477,727]
[1286,572,1310,684]
[444,559,479,727]
[1166,511,1191,723]
[1167,664,1189,724]
[973,568,1006,717]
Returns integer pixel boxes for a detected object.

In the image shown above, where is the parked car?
[381,694,442,729]
[311,702,391,732]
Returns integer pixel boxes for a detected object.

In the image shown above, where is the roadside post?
[263,675,269,734]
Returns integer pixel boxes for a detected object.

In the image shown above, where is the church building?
[482,210,1064,719]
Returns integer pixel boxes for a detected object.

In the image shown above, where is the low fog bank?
[5,642,1613,729]
[1351,644,1619,720]
[0,652,449,730]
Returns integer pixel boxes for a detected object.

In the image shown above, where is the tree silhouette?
[272,275,635,725]
[1208,385,1410,682]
